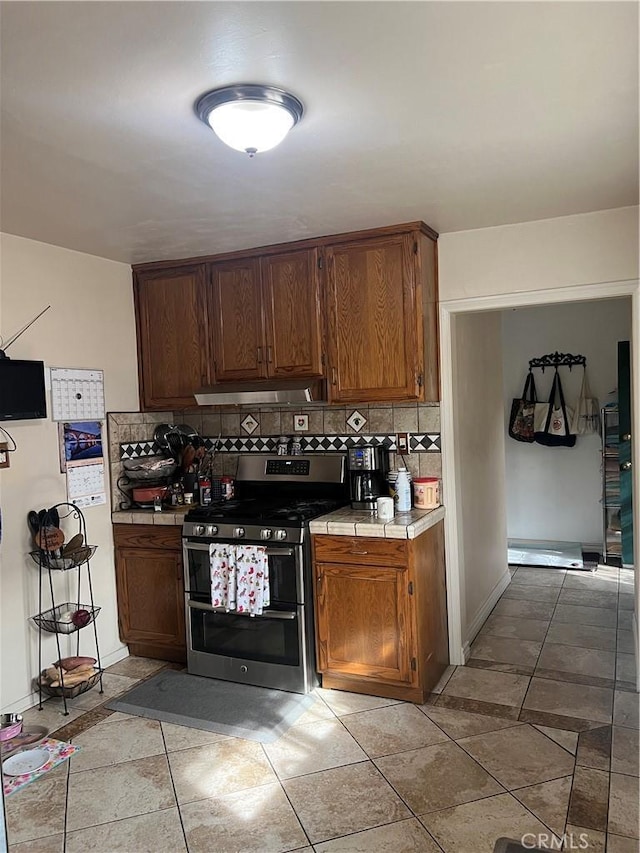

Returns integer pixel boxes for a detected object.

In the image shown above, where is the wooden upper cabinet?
[134,265,210,410]
[209,258,264,381]
[325,233,424,403]
[261,248,323,378]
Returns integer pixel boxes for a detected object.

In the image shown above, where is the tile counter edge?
[309,505,445,539]
[112,510,186,526]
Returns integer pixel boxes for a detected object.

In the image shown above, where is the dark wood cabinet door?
[114,536,185,651]
[315,561,414,684]
[261,248,324,378]
[134,265,210,410]
[209,258,265,381]
[325,234,421,403]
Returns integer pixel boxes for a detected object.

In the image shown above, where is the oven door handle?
[187,599,297,620]
[184,541,295,558]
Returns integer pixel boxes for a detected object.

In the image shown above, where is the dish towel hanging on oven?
[209,544,270,616]
[235,545,270,616]
[209,543,237,611]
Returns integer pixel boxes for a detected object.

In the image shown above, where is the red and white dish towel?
[209,544,270,616]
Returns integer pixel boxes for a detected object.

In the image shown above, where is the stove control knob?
[274,529,287,541]
[233,527,245,539]
[194,524,205,536]
[206,525,218,537]
[260,529,273,540]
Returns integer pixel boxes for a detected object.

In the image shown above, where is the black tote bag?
[534,369,576,448]
[508,371,537,443]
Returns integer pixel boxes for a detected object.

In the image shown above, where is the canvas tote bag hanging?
[508,371,538,443]
[570,366,599,435]
[534,369,576,447]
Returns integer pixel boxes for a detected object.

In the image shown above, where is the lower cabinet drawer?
[313,534,407,566]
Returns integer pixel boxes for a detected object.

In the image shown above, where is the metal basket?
[31,602,101,634]
[30,545,97,571]
[37,669,103,699]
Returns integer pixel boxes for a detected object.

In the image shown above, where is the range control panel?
[265,459,310,476]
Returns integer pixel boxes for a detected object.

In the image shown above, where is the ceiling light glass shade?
[195,85,304,156]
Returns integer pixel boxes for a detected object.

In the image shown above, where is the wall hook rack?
[528,351,586,372]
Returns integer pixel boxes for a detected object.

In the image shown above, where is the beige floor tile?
[523,678,613,724]
[502,583,561,603]
[71,672,139,711]
[608,772,640,838]
[5,764,68,845]
[66,753,175,830]
[511,567,565,586]
[20,699,84,733]
[282,762,410,844]
[616,653,637,685]
[290,695,336,726]
[168,737,276,803]
[421,705,522,740]
[536,643,616,680]
[105,655,167,680]
[457,724,574,789]
[430,664,456,693]
[490,598,556,621]
[65,807,186,852]
[512,776,572,835]
[340,703,449,758]
[564,825,606,853]
[533,725,579,754]
[442,666,530,708]
[263,718,367,778]
[419,792,556,853]
[314,818,441,852]
[611,725,640,776]
[180,782,308,853]
[613,690,639,729]
[552,604,618,628]
[374,740,504,814]
[160,721,230,752]
[70,715,165,771]
[7,835,63,853]
[470,634,542,668]
[564,570,618,590]
[545,623,616,652]
[617,629,635,654]
[480,614,550,642]
[558,589,618,610]
[568,765,610,832]
[315,688,400,716]
[607,834,640,852]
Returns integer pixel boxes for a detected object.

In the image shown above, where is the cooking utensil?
[132,484,169,505]
[35,527,65,552]
[153,423,174,451]
[181,443,196,472]
[166,430,183,462]
[62,533,84,556]
[47,506,60,527]
[175,423,198,443]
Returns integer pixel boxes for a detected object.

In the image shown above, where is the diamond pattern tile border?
[120,433,441,459]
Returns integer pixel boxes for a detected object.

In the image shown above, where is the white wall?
[0,234,138,711]
[502,298,632,544]
[451,312,509,645]
[439,206,639,301]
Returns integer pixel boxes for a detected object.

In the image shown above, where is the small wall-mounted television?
[0,359,47,421]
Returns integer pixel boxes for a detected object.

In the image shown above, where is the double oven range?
[182,455,348,693]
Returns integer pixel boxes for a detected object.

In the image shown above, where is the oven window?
[184,541,301,603]
[189,606,301,666]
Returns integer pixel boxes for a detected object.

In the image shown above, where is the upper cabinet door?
[134,265,210,410]
[326,234,421,403]
[261,249,324,378]
[210,258,265,381]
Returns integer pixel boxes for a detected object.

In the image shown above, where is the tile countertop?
[111,504,446,538]
[309,505,445,540]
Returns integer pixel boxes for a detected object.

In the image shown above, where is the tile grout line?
[258,738,314,851]
[158,720,190,853]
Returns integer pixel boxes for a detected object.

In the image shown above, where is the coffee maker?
[347,445,389,511]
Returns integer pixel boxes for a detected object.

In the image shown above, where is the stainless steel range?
[182,454,348,693]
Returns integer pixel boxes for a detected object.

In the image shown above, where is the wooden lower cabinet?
[113,525,186,663]
[312,521,447,703]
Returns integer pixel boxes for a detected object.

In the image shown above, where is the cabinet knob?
[622,433,631,442]
[331,367,337,385]
[257,346,263,364]
[620,461,632,471]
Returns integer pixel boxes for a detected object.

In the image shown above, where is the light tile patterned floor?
[4,565,639,852]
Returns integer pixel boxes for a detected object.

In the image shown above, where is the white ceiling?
[1,1,637,264]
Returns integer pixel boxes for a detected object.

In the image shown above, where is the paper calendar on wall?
[50,368,105,421]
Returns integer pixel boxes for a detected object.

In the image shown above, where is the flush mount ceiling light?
[195,84,304,157]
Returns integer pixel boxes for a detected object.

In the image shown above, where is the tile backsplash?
[107,403,441,511]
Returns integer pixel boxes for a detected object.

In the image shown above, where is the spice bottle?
[221,475,235,501]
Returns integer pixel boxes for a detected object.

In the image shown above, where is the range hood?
[195,380,314,406]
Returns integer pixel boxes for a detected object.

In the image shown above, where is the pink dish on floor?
[0,720,23,741]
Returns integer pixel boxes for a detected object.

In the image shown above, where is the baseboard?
[462,569,512,662]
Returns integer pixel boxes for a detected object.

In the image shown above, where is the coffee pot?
[347,446,389,511]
